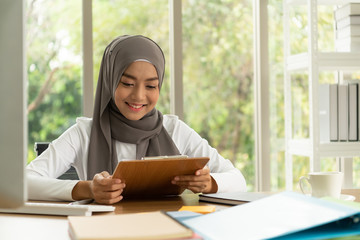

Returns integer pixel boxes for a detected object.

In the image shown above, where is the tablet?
[112,156,210,197]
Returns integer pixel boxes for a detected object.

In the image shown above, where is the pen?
[69,199,94,205]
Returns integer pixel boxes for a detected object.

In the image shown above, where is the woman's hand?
[171,167,218,194]
[90,171,126,204]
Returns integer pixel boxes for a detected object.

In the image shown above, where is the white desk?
[0,193,226,240]
[0,214,69,240]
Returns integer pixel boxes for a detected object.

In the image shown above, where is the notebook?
[199,191,270,205]
[68,211,193,240]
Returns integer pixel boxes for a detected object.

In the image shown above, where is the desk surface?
[1,190,359,240]
[113,193,229,214]
[0,193,227,240]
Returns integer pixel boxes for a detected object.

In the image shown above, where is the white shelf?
[287,139,312,156]
[284,1,360,189]
[286,0,360,6]
[286,52,360,72]
[288,139,360,158]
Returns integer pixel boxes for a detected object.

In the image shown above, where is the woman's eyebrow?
[122,73,158,81]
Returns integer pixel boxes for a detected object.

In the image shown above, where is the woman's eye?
[121,82,133,87]
[146,85,157,89]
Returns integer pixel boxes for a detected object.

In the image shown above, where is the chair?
[34,142,79,180]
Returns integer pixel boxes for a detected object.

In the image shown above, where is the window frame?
[81,0,270,191]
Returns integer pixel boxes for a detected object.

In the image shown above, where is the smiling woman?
[26,35,247,204]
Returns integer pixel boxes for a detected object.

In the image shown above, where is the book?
[330,84,339,141]
[319,84,330,143]
[112,157,209,197]
[336,25,360,39]
[180,191,360,240]
[68,211,194,240]
[335,3,360,21]
[349,83,358,141]
[338,84,349,141]
[336,36,360,52]
[199,191,270,205]
[336,15,360,29]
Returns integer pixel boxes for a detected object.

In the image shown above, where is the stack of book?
[68,211,199,240]
[319,82,359,142]
[335,3,360,52]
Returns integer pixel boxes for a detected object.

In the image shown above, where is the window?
[26,0,269,191]
[26,0,82,162]
[182,0,255,190]
[92,0,170,113]
[268,0,285,190]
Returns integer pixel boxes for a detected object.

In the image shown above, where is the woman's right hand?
[90,171,126,204]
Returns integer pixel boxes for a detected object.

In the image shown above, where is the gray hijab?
[87,35,180,180]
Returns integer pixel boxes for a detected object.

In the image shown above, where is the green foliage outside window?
[27,0,348,191]
[182,0,255,188]
[26,0,82,161]
[26,0,257,190]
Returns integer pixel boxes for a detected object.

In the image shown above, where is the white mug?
[299,172,343,198]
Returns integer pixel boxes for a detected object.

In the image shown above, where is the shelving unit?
[283,0,360,190]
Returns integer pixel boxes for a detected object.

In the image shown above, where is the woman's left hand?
[171,166,218,193]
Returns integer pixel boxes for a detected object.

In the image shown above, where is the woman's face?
[114,61,160,121]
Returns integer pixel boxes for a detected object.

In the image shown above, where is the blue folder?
[169,192,360,240]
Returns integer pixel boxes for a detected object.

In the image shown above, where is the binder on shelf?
[319,84,331,143]
[358,80,360,142]
[334,3,360,21]
[330,84,338,141]
[338,84,349,141]
[349,83,358,141]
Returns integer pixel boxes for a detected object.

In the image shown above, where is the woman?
[26,35,246,204]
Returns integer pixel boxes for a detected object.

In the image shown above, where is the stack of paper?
[335,3,360,52]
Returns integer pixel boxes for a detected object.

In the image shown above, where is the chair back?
[34,142,79,180]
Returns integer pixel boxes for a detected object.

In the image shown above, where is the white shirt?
[26,115,247,201]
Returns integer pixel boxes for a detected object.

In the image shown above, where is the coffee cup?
[299,172,343,198]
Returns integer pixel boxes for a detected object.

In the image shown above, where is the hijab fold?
[87,35,180,180]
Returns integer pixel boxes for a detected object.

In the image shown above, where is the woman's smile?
[126,102,146,112]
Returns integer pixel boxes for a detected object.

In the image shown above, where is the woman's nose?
[131,85,145,100]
